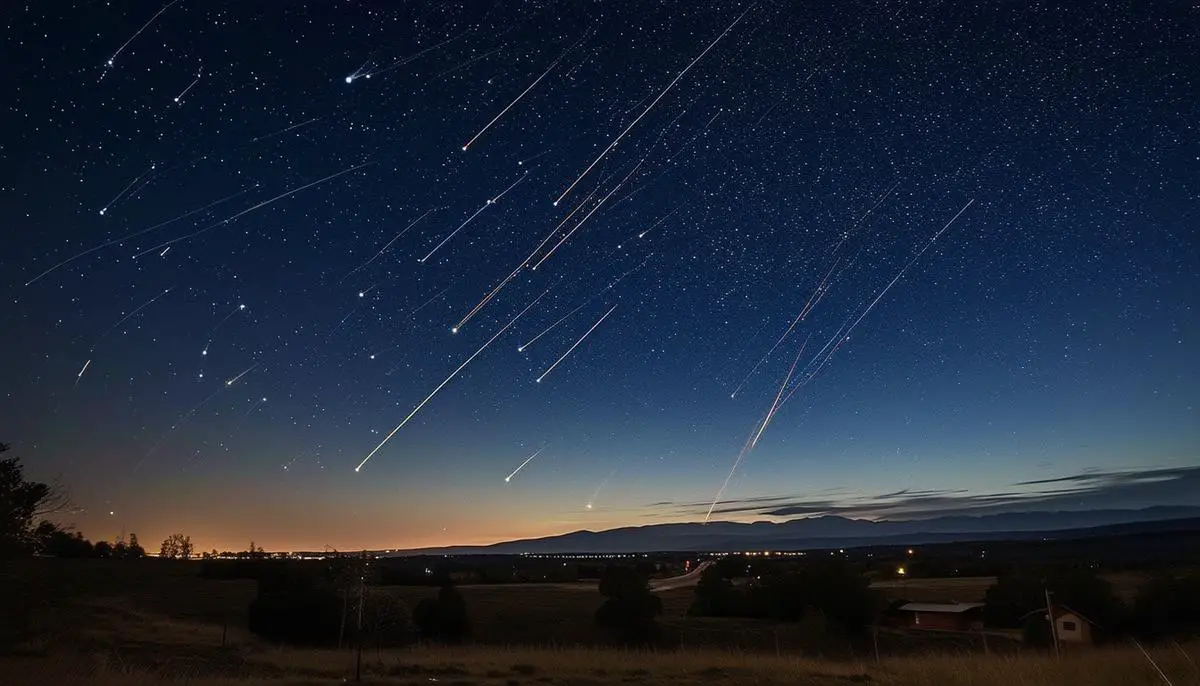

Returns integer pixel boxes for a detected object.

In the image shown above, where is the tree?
[159,533,194,559]
[93,540,113,558]
[0,442,68,557]
[411,584,470,644]
[126,533,145,559]
[595,565,663,645]
[691,563,741,617]
[35,521,93,558]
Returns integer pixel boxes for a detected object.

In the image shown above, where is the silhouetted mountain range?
[392,506,1200,555]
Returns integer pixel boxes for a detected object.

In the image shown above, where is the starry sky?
[2,1,1197,553]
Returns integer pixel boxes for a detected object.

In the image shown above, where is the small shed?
[1022,604,1098,646]
[897,602,985,631]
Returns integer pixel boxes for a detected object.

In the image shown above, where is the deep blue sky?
[2,1,1196,551]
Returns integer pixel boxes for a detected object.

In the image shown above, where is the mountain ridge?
[388,505,1200,556]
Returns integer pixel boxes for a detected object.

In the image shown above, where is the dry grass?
[5,642,1200,685]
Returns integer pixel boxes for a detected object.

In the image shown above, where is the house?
[1022,604,1098,646]
[896,602,986,631]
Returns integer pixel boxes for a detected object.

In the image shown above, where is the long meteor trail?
[504,448,544,482]
[134,162,372,257]
[552,6,750,206]
[346,208,436,278]
[780,198,976,409]
[536,304,617,383]
[26,188,252,287]
[105,0,180,68]
[419,172,528,263]
[355,291,548,472]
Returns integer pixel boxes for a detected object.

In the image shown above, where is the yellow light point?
[897,566,907,576]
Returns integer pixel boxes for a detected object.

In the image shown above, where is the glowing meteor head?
[369,354,375,360]
[504,476,511,483]
[106,59,114,67]
[358,291,365,298]
[517,346,524,353]
[461,145,468,152]
[173,97,180,103]
[225,380,233,386]
[354,466,361,472]
[345,75,353,84]
[585,502,593,510]
[451,327,458,334]
[201,350,207,356]
[239,304,246,310]
[638,233,646,239]
[99,208,106,215]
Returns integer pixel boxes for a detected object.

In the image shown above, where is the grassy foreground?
[6,642,1200,685]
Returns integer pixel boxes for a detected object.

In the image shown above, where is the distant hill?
[389,506,1200,555]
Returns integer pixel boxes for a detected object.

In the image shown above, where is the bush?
[412,584,470,644]
[248,587,343,646]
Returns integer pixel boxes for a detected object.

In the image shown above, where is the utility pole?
[1044,586,1060,660]
[355,551,365,683]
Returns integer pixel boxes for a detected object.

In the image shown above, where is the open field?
[4,559,1191,684]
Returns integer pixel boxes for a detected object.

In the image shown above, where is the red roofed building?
[896,602,985,632]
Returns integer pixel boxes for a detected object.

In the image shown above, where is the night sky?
[2,1,1197,552]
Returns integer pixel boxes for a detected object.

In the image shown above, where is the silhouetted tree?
[1132,572,1200,640]
[93,540,113,557]
[411,584,470,643]
[985,568,1122,639]
[595,565,663,645]
[35,522,93,557]
[126,533,145,559]
[159,533,193,559]
[0,442,68,557]
[690,564,740,617]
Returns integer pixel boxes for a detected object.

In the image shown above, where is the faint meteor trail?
[105,0,179,69]
[250,117,320,143]
[100,164,156,215]
[201,303,246,356]
[419,172,528,264]
[730,258,839,398]
[535,161,642,270]
[347,27,474,82]
[750,336,809,448]
[637,206,680,239]
[517,149,551,166]
[134,162,372,257]
[26,187,252,286]
[462,57,562,152]
[133,384,226,474]
[518,301,588,352]
[224,363,259,387]
[536,304,617,383]
[504,447,544,482]
[586,468,618,509]
[453,265,524,333]
[92,287,174,349]
[173,70,201,103]
[780,198,977,409]
[553,6,751,206]
[355,291,548,472]
[345,208,436,278]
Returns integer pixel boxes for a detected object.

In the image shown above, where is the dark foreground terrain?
[3,558,1199,685]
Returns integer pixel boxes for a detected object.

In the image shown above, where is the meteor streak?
[553,6,750,206]
[104,0,179,69]
[536,304,617,383]
[93,287,174,348]
[779,199,976,409]
[225,363,259,387]
[173,69,201,103]
[346,208,435,278]
[637,206,680,239]
[135,162,372,257]
[462,58,561,152]
[99,164,156,215]
[419,173,528,264]
[504,447,543,482]
[355,291,548,472]
[250,117,320,143]
[518,301,588,352]
[26,187,251,286]
[534,161,642,270]
[74,359,92,387]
